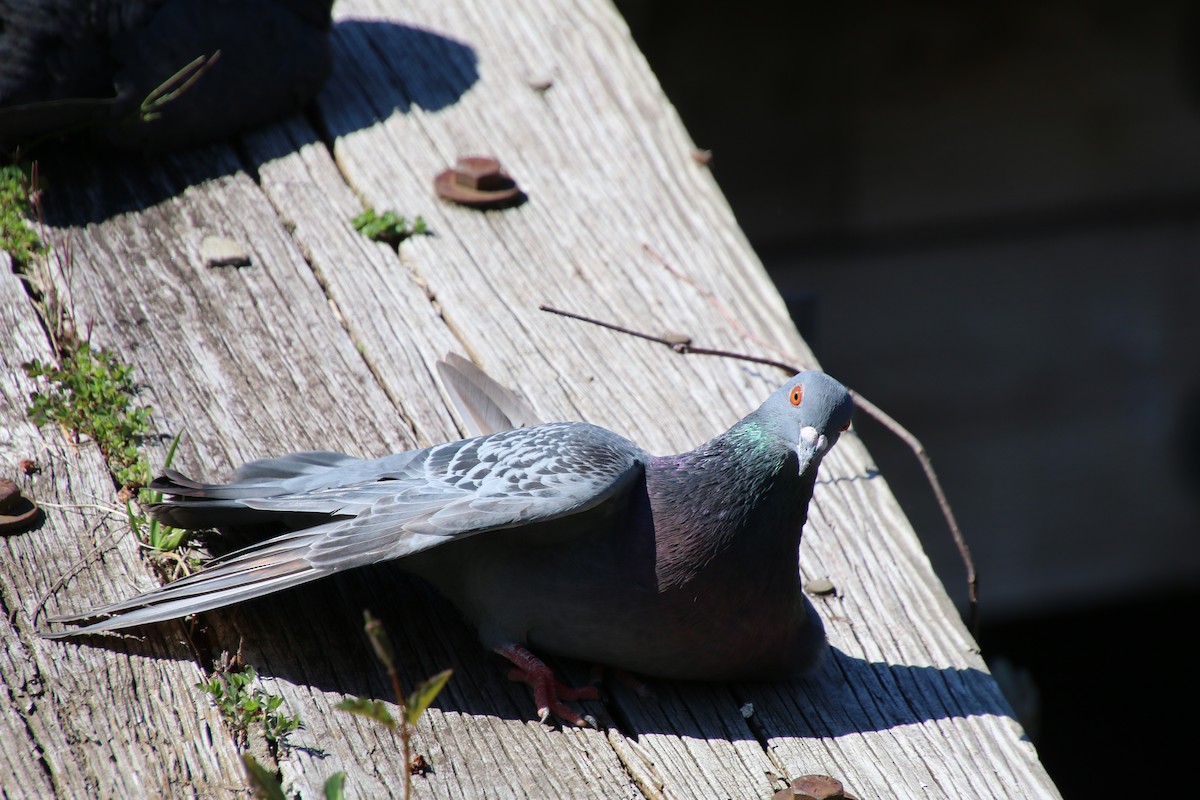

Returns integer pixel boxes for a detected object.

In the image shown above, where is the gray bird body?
[47,367,853,684]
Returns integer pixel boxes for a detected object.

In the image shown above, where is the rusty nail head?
[435,156,523,209]
[770,775,858,800]
[454,156,505,190]
[0,478,40,535]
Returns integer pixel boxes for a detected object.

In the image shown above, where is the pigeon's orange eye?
[840,419,851,432]
[789,386,803,406]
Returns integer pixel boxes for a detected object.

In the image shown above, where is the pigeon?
[45,360,854,725]
[0,0,334,152]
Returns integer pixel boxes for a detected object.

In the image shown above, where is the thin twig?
[539,303,979,634]
[32,516,127,627]
[538,304,798,373]
[643,243,795,363]
[848,391,979,632]
[34,500,124,517]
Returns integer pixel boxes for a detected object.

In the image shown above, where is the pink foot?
[495,644,599,726]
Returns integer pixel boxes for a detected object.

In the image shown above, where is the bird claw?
[496,644,598,727]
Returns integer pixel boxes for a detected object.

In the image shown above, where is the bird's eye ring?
[789,386,803,406]
[840,419,851,432]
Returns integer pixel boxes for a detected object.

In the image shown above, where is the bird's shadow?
[36,19,478,226]
[58,560,1016,746]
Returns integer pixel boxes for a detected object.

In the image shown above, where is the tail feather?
[149,452,361,499]
[42,570,321,637]
[147,453,364,532]
[43,526,334,637]
[147,498,331,532]
[437,353,541,436]
[231,451,360,482]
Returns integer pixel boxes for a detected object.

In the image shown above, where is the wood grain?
[0,1,1062,798]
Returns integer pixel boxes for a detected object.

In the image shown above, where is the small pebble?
[201,235,251,268]
[805,577,836,596]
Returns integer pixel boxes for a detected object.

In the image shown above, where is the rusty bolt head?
[0,478,40,535]
[454,156,506,190]
[770,775,858,800]
[435,156,523,209]
[0,479,20,511]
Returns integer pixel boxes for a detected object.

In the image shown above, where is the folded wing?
[46,422,645,637]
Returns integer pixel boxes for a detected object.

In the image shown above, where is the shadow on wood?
[52,560,1014,741]
[29,20,477,227]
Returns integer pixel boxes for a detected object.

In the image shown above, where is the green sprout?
[243,755,345,800]
[139,52,221,123]
[0,163,44,265]
[127,430,200,577]
[337,610,452,800]
[242,754,289,800]
[351,208,428,248]
[199,664,301,748]
[24,342,154,490]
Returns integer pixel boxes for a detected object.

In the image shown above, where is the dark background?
[613,1,1200,797]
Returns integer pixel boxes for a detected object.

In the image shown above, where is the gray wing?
[45,422,646,637]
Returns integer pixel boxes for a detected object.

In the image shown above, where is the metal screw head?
[770,775,858,800]
[452,156,505,190]
[435,155,523,208]
[0,479,20,511]
[0,478,40,535]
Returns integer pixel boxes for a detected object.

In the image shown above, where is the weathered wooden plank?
[0,265,246,799]
[742,438,1043,795]
[260,3,808,795]
[320,0,814,453]
[31,144,641,798]
[239,116,465,444]
[308,1,1060,798]
[1,0,1064,797]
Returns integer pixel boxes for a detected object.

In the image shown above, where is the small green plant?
[199,664,301,748]
[0,163,43,264]
[139,52,221,123]
[243,754,345,800]
[242,754,289,800]
[351,208,428,247]
[6,53,220,156]
[24,342,154,489]
[322,771,347,800]
[337,610,451,800]
[128,431,201,577]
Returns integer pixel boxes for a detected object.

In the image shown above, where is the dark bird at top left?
[0,0,335,152]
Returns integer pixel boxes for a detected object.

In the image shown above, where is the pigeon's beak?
[796,425,829,476]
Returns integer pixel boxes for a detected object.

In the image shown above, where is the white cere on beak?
[796,425,830,475]
[800,425,825,452]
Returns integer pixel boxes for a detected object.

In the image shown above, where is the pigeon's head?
[755,371,853,476]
